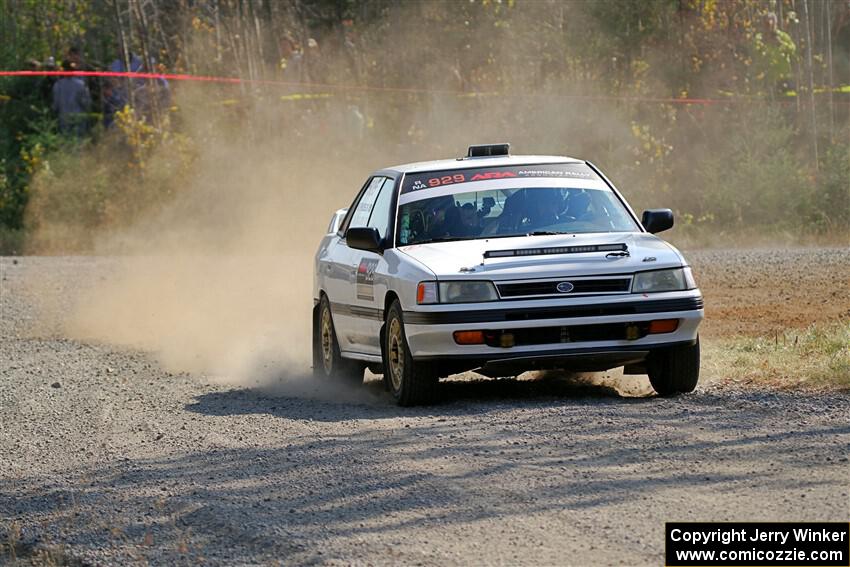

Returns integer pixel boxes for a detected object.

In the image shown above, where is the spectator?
[104,53,142,126]
[304,38,324,83]
[109,52,143,75]
[66,46,83,70]
[65,45,104,121]
[280,37,304,83]
[52,60,91,136]
[104,53,169,126]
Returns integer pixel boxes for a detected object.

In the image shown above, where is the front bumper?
[403,290,703,370]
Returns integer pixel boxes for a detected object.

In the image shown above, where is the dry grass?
[703,322,850,391]
[2,521,81,567]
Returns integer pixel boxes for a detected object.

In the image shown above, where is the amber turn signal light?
[453,330,485,345]
[648,319,679,334]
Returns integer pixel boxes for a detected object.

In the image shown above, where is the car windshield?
[397,186,639,245]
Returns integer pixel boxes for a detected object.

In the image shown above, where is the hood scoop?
[483,243,628,260]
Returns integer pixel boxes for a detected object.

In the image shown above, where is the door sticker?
[356,258,379,301]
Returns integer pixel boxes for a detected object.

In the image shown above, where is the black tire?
[313,295,364,382]
[383,300,438,406]
[647,337,700,396]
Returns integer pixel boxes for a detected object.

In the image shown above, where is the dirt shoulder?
[688,248,850,337]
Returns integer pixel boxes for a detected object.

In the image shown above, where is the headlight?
[441,281,499,303]
[417,281,499,304]
[632,267,696,293]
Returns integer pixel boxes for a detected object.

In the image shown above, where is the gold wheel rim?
[388,317,404,391]
[321,307,333,374]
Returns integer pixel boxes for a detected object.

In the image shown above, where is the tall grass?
[704,322,850,391]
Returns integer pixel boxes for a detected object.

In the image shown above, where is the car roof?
[378,154,584,175]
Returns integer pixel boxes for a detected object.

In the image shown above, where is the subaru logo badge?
[556,281,574,293]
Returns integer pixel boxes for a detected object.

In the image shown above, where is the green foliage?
[24,120,196,252]
[0,0,848,253]
[689,106,805,228]
[0,75,59,229]
[1,0,95,67]
[810,144,850,231]
[586,0,677,57]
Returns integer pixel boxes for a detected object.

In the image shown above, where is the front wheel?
[647,338,700,396]
[312,295,364,382]
[384,301,438,406]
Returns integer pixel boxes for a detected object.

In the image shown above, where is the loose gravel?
[1,252,848,566]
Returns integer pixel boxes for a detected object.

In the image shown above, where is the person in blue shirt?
[52,60,91,136]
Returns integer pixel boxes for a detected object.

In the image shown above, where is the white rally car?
[313,144,703,405]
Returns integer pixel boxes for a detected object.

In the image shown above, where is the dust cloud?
[33,87,568,390]
[58,122,376,387]
[27,92,631,390]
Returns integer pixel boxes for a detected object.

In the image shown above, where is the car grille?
[497,278,631,298]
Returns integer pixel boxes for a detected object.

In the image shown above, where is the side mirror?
[641,209,674,234]
[346,227,383,253]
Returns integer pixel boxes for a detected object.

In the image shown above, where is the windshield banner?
[400,163,600,194]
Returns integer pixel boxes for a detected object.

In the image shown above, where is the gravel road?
[1,251,849,566]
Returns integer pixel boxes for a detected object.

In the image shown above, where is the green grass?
[704,322,850,391]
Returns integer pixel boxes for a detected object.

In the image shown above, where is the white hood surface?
[398,232,683,280]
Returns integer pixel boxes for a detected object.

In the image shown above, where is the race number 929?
[428,174,466,187]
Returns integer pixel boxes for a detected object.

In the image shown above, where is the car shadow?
[438,369,642,401]
[185,370,650,423]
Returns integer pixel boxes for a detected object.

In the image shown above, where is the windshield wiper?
[412,236,470,245]
[526,230,572,236]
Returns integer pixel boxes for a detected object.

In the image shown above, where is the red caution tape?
[0,70,465,95]
[1,70,844,105]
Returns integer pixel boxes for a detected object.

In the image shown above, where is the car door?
[323,176,389,354]
[349,176,397,355]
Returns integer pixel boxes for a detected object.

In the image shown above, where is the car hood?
[397,232,684,280]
